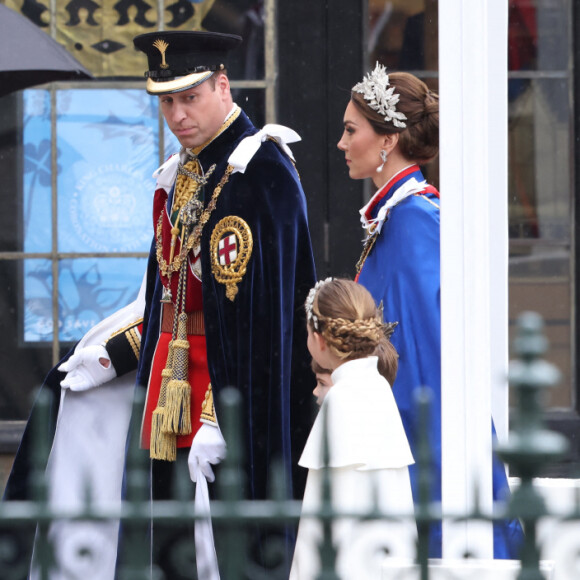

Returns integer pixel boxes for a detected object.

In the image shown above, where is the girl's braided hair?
[305,279,396,370]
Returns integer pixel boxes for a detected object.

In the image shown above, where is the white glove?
[58,345,117,391]
[188,423,227,483]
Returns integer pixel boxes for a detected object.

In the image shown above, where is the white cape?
[290,357,417,580]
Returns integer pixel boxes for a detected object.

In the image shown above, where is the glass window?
[367,1,575,415]
[507,0,572,408]
[367,0,439,188]
[0,258,55,420]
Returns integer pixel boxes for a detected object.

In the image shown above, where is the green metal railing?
[0,311,574,579]
[497,312,569,580]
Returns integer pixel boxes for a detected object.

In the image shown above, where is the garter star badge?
[210,216,253,301]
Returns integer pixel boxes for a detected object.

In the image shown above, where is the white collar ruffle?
[359,168,426,239]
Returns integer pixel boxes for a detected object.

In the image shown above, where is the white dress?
[290,357,417,579]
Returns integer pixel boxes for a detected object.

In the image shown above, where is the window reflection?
[368,0,438,73]
[367,0,573,409]
[507,0,572,408]
[367,0,439,187]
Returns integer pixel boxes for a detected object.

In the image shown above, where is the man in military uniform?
[6,30,316,579]
[132,32,317,576]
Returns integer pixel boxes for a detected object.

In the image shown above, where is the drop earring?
[376,149,387,172]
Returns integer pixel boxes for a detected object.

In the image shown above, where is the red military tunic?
[140,180,211,450]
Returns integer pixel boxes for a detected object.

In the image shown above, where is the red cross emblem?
[218,234,237,265]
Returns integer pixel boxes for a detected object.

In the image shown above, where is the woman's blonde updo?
[306,278,385,362]
[351,71,439,165]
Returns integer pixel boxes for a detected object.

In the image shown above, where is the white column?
[487,0,510,446]
[439,0,508,558]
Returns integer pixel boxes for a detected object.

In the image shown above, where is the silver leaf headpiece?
[352,62,407,128]
[305,277,333,331]
[377,301,398,339]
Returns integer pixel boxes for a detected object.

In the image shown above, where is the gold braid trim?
[156,165,235,277]
[107,318,144,340]
[168,163,215,266]
[173,158,202,212]
[355,232,378,275]
[417,193,440,209]
[126,327,141,360]
[190,106,241,156]
[201,383,217,424]
[152,259,191,459]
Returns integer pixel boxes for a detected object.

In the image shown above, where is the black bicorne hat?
[133,30,242,95]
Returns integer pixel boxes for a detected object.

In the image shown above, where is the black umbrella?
[0,4,92,97]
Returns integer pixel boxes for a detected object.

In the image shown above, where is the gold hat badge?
[153,38,169,69]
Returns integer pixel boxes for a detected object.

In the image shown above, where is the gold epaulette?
[200,383,217,424]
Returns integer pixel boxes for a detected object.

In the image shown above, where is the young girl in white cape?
[290,278,416,579]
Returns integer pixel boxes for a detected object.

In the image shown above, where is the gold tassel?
[150,407,177,461]
[164,378,192,434]
[162,313,192,435]
[149,341,177,460]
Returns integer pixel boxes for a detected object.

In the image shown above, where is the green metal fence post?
[316,403,339,580]
[496,312,569,580]
[217,387,247,579]
[31,387,54,580]
[118,390,153,580]
[414,386,434,580]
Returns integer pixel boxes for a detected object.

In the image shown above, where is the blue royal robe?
[356,164,523,558]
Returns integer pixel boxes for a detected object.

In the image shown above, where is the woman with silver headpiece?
[337,63,523,559]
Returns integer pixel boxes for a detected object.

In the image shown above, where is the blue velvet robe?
[356,164,522,558]
[137,110,317,503]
